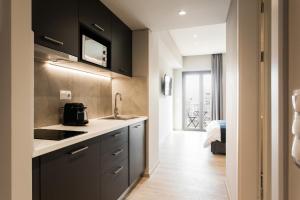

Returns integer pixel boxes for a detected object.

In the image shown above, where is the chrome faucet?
[114,92,122,118]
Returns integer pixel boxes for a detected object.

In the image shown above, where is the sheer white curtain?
[211,54,223,120]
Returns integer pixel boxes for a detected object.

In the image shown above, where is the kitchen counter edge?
[33,116,148,158]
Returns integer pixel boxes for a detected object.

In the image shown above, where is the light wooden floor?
[126,131,227,200]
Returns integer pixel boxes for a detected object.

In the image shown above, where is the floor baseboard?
[144,160,160,177]
[225,179,232,200]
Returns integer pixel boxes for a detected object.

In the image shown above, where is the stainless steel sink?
[101,115,138,120]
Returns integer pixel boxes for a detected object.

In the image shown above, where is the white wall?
[173,55,212,130]
[0,0,34,199]
[148,31,161,173]
[237,0,260,199]
[225,1,238,199]
[183,55,212,70]
[225,0,260,199]
[157,32,182,145]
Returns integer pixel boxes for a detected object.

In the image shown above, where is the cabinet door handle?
[134,124,141,128]
[69,146,89,155]
[43,36,64,46]
[112,149,124,156]
[113,166,124,175]
[92,23,105,32]
[113,132,122,138]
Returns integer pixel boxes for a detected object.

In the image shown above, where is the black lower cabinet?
[40,138,100,200]
[129,122,146,185]
[32,157,40,200]
[33,122,146,200]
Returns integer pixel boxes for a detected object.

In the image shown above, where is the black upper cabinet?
[32,0,79,57]
[33,0,132,76]
[111,15,132,77]
[40,138,99,200]
[79,0,112,41]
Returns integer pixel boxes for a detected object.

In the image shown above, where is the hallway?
[126,131,227,200]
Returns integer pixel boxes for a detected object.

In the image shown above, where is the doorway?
[182,71,212,131]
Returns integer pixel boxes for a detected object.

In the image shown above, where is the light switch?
[60,90,72,100]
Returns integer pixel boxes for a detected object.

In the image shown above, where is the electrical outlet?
[60,90,72,100]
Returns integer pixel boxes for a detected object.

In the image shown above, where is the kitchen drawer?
[101,159,129,200]
[101,127,128,154]
[101,143,128,172]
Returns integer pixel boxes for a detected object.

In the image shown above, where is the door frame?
[263,0,289,199]
[260,0,272,199]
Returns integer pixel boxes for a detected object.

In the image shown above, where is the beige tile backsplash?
[34,61,112,128]
[112,77,148,116]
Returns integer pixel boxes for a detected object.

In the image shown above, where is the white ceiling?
[169,23,226,56]
[101,0,231,31]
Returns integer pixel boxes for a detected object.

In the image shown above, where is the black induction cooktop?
[34,129,87,141]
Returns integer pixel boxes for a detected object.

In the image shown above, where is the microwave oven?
[82,34,108,68]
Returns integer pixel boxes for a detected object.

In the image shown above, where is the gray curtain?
[211,54,223,120]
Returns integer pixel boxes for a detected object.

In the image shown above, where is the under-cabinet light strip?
[45,62,112,81]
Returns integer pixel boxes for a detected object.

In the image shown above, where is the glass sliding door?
[182,71,212,131]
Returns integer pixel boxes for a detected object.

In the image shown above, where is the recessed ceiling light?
[178,10,187,16]
[193,34,198,38]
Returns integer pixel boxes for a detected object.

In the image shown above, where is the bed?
[203,120,226,155]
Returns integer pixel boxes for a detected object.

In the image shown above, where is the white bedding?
[203,121,222,148]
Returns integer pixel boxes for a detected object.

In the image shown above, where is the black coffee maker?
[63,103,89,126]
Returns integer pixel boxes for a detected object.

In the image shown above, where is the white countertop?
[33,116,148,158]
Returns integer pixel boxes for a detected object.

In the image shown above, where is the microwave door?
[82,35,107,67]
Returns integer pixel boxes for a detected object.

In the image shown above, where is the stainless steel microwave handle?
[70,146,89,155]
[43,36,64,46]
[92,23,105,32]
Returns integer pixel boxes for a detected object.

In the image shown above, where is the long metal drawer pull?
[112,149,124,156]
[113,132,122,137]
[70,146,89,155]
[43,36,64,46]
[113,166,124,175]
[92,23,105,32]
